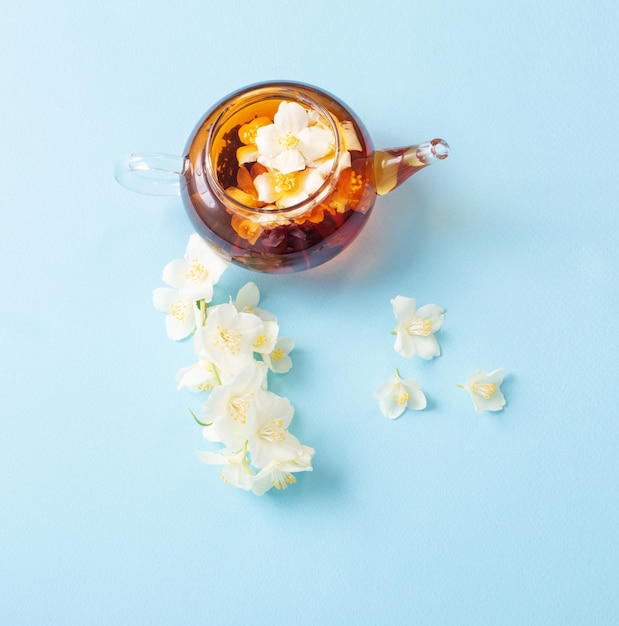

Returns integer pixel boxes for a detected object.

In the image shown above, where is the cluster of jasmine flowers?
[150,234,506,495]
[153,234,313,495]
[375,296,506,418]
[227,100,362,211]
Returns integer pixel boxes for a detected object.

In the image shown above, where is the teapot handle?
[114,152,187,196]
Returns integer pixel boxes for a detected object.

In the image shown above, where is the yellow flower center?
[238,116,272,145]
[394,387,410,405]
[170,301,190,322]
[259,419,287,443]
[215,327,242,354]
[229,397,251,424]
[185,258,208,282]
[274,172,298,193]
[241,128,258,144]
[272,469,296,490]
[270,348,284,362]
[254,333,268,347]
[278,131,300,149]
[407,317,432,336]
[472,382,497,399]
[231,216,262,244]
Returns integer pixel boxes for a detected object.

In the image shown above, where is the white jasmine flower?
[246,390,303,469]
[152,287,197,340]
[233,282,276,321]
[252,320,279,356]
[201,362,267,447]
[251,451,315,496]
[391,295,445,360]
[176,360,230,392]
[197,443,255,491]
[262,337,294,374]
[459,368,506,414]
[253,168,325,209]
[162,234,229,302]
[315,119,363,175]
[236,115,272,165]
[255,101,334,174]
[233,281,260,313]
[374,370,427,419]
[194,302,263,375]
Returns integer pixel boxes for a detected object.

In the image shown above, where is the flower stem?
[212,363,222,386]
[189,408,210,427]
[199,299,208,326]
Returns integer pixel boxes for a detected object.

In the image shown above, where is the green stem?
[189,408,210,427]
[212,363,222,386]
[199,299,208,326]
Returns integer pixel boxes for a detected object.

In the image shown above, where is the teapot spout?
[371,138,450,195]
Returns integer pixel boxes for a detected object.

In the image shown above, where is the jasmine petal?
[152,287,196,341]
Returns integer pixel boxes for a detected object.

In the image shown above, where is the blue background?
[2,1,618,624]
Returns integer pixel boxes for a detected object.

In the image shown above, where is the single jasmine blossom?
[225,184,262,208]
[236,115,272,165]
[197,443,255,491]
[152,287,197,341]
[374,370,427,419]
[252,319,279,355]
[391,295,445,359]
[224,165,263,208]
[253,168,325,209]
[161,233,229,302]
[262,337,294,374]
[233,282,276,321]
[246,390,301,469]
[201,362,267,447]
[315,119,363,175]
[459,368,506,414]
[255,101,334,174]
[251,452,315,496]
[194,302,263,374]
[233,284,292,370]
[233,281,260,313]
[176,360,229,392]
[230,214,263,245]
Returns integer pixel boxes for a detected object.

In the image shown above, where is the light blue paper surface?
[1,1,618,624]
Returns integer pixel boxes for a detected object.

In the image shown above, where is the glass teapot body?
[116,81,449,273]
[181,82,375,272]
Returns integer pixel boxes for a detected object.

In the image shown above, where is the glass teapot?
[115,81,449,273]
